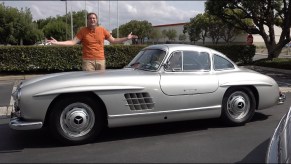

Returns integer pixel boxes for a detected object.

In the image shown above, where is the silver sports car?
[9,44,286,145]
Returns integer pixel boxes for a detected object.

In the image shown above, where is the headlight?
[12,82,22,109]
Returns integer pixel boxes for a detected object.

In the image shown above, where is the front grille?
[124,92,155,110]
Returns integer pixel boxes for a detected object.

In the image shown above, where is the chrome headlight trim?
[12,82,22,107]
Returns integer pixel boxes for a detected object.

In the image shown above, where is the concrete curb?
[244,65,291,75]
[0,74,42,81]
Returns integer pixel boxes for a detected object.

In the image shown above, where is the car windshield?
[126,49,166,71]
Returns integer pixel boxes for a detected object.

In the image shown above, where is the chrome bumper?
[9,112,43,130]
[278,93,286,104]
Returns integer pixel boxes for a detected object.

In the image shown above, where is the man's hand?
[47,37,57,44]
[127,32,138,40]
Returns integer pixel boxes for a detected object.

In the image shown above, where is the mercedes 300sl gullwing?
[9,44,285,145]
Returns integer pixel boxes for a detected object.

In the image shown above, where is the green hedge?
[253,58,291,70]
[0,45,146,73]
[0,44,255,73]
[206,45,256,64]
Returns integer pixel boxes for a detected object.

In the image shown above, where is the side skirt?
[107,105,221,128]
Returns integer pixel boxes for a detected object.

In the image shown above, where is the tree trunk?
[266,45,282,59]
[260,27,289,59]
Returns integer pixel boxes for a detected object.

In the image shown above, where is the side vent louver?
[124,92,155,110]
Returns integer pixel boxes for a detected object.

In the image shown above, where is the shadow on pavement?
[0,111,270,152]
[236,139,270,163]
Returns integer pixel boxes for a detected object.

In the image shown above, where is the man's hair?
[87,12,98,19]
[87,12,99,26]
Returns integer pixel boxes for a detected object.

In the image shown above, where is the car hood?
[20,68,159,96]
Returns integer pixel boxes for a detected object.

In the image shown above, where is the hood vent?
[124,92,155,110]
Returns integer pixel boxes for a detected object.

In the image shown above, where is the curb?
[244,65,291,75]
[0,74,42,81]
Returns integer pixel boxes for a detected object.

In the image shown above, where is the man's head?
[87,12,98,28]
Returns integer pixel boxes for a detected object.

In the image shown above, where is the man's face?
[87,14,97,27]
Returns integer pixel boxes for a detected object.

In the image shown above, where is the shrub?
[0,44,255,73]
[252,58,291,70]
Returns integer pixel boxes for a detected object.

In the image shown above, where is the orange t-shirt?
[76,26,111,60]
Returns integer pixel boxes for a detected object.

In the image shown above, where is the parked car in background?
[9,44,285,145]
[266,106,291,163]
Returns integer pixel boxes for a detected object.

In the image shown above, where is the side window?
[183,51,210,71]
[167,51,182,71]
[213,54,234,70]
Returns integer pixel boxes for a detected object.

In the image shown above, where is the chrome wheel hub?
[227,91,250,120]
[60,103,95,138]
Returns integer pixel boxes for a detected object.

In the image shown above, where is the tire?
[221,87,256,126]
[49,95,105,145]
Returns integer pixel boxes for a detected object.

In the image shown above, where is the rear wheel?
[221,87,256,126]
[49,96,104,145]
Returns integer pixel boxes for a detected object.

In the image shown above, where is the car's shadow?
[0,111,270,152]
[236,138,270,163]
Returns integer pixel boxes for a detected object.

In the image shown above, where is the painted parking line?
[0,85,16,117]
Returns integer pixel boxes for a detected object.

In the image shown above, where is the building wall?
[151,22,287,47]
[153,23,190,43]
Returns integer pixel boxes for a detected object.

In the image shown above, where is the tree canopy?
[112,20,152,44]
[184,12,244,45]
[0,2,43,45]
[205,0,291,58]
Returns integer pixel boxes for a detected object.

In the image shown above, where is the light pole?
[65,0,68,40]
[98,0,100,25]
[109,0,111,32]
[70,2,73,39]
[117,0,119,38]
[85,0,87,26]
[61,0,68,40]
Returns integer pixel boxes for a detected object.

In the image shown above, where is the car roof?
[144,44,213,53]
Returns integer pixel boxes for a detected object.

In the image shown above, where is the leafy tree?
[36,10,87,41]
[42,20,68,41]
[149,28,162,44]
[221,23,243,44]
[179,34,187,43]
[165,29,177,42]
[183,21,201,44]
[205,0,291,59]
[118,20,152,44]
[0,3,43,45]
[161,29,168,42]
[71,10,87,34]
[0,3,20,45]
[184,14,207,44]
[207,14,225,44]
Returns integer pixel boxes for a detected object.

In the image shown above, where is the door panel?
[160,72,219,96]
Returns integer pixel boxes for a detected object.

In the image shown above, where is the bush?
[252,58,291,70]
[0,45,146,73]
[206,45,256,64]
[0,44,256,73]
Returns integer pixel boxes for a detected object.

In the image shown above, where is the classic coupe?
[9,44,285,145]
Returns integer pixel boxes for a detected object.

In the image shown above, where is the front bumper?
[9,111,43,130]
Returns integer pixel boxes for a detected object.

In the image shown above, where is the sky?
[1,1,206,31]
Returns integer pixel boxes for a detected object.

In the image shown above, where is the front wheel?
[221,87,256,126]
[49,96,105,145]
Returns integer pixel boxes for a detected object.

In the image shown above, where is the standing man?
[48,12,138,71]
